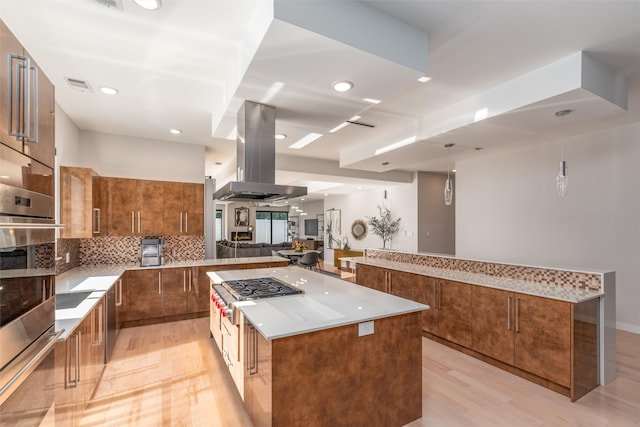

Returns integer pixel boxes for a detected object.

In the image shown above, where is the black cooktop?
[221,277,303,301]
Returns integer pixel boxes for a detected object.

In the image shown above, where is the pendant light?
[444,144,454,205]
[554,110,571,197]
[381,161,389,204]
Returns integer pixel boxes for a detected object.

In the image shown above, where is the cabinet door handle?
[8,54,35,140]
[515,297,520,333]
[131,211,135,233]
[188,270,193,292]
[158,272,162,294]
[93,208,101,234]
[116,279,123,307]
[507,296,512,331]
[185,211,188,233]
[138,211,141,233]
[387,272,392,294]
[183,270,187,292]
[76,332,81,383]
[98,303,103,345]
[180,212,183,233]
[25,61,38,143]
[42,279,46,303]
[64,338,73,389]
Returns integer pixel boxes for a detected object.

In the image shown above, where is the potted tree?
[366,205,401,249]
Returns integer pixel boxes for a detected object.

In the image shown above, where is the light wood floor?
[82,318,640,427]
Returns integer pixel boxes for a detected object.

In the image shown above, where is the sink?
[56,292,94,310]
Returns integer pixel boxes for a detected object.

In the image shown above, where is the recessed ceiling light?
[329,122,349,133]
[133,0,162,10]
[332,81,353,92]
[169,128,182,135]
[356,187,362,190]
[374,136,417,156]
[275,134,287,140]
[363,98,381,104]
[324,193,328,197]
[452,169,457,173]
[417,76,431,83]
[289,133,322,149]
[100,86,118,95]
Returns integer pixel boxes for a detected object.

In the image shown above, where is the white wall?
[55,104,82,167]
[456,121,640,333]
[323,177,418,264]
[75,130,205,183]
[417,171,455,255]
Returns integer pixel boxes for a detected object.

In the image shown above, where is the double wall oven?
[0,143,61,426]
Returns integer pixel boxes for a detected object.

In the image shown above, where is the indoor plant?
[366,205,401,249]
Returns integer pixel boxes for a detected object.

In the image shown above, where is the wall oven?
[0,148,61,426]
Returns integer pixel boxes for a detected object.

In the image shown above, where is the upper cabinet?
[60,168,204,238]
[107,178,164,236]
[60,167,97,238]
[0,20,55,168]
[163,182,204,236]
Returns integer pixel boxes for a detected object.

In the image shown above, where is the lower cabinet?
[55,297,105,426]
[124,268,163,322]
[359,264,599,401]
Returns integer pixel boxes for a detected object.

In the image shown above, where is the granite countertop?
[54,256,289,340]
[352,257,603,304]
[208,266,428,340]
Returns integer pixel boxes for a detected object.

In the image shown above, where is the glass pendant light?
[444,144,454,205]
[554,110,571,197]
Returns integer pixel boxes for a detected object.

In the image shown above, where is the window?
[215,209,223,241]
[255,211,288,244]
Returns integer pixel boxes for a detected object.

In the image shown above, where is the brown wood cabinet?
[55,298,105,427]
[92,176,109,236]
[412,274,439,335]
[239,312,423,427]
[361,262,598,401]
[60,167,97,238]
[437,279,473,348]
[333,249,363,269]
[163,182,204,236]
[106,178,164,236]
[0,20,55,168]
[124,268,163,322]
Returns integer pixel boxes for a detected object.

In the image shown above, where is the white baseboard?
[616,322,640,334]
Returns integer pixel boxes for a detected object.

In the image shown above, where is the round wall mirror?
[351,219,367,240]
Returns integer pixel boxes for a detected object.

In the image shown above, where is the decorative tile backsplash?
[57,236,205,268]
[363,249,602,291]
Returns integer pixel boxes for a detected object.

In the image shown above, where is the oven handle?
[0,223,65,229]
[0,328,63,406]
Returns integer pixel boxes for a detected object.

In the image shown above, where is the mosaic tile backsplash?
[363,249,602,292]
[57,236,205,267]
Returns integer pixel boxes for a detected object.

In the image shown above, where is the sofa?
[216,240,292,258]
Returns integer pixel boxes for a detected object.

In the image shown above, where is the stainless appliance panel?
[0,326,60,425]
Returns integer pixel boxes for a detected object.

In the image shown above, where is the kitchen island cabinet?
[356,258,600,401]
[210,267,427,427]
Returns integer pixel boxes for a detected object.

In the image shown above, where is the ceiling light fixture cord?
[444,144,454,205]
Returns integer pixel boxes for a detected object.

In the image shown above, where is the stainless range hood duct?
[213,101,307,202]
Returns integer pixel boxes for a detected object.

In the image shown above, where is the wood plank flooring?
[82,318,640,427]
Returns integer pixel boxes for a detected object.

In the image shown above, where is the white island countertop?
[208,266,428,340]
[54,256,289,340]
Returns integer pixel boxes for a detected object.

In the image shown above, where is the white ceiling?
[1,0,639,199]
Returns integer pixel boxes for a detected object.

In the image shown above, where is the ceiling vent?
[65,77,93,92]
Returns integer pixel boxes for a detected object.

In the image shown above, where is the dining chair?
[297,251,319,271]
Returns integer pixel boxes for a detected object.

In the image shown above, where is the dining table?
[277,249,320,263]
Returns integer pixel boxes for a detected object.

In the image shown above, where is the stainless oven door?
[0,326,61,426]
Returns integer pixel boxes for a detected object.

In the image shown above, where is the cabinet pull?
[179,212,183,233]
[138,211,141,233]
[64,337,74,389]
[116,279,123,307]
[131,211,135,233]
[93,208,101,234]
[185,211,188,233]
[183,270,187,292]
[8,53,37,141]
[98,303,103,345]
[42,279,46,303]
[515,297,520,333]
[507,296,512,331]
[76,332,81,383]
[158,272,162,295]
[387,272,392,294]
[246,325,258,375]
[188,270,193,292]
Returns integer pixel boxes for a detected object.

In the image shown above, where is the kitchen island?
[208,267,428,427]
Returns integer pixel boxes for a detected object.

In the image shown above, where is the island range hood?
[213,101,307,202]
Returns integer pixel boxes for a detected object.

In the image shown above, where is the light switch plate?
[358,320,374,336]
